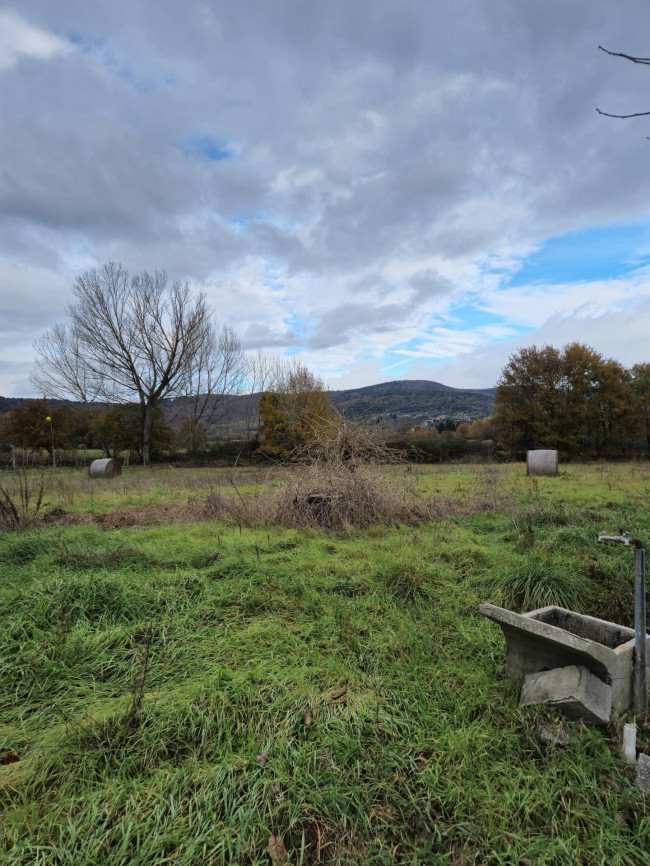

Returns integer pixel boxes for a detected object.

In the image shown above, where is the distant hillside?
[0,379,495,434]
[0,396,26,415]
[329,379,495,428]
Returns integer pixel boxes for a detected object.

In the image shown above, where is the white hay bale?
[89,458,122,479]
[526,449,558,476]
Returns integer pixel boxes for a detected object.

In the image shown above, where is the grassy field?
[2,463,650,864]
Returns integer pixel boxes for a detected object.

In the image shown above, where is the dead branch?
[596,108,650,119]
[599,46,650,65]
[596,45,650,121]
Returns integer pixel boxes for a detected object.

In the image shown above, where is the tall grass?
[498,560,593,611]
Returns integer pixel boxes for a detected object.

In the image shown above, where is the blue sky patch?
[185,135,232,163]
[506,220,650,287]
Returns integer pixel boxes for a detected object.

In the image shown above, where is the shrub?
[206,422,429,530]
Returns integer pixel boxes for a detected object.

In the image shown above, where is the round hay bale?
[89,458,122,479]
[526,449,558,477]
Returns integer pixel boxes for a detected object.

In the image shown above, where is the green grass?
[1,464,650,864]
[32,465,278,515]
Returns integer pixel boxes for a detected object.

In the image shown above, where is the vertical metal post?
[598,533,647,720]
[633,545,647,719]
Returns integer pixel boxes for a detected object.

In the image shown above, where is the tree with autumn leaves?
[494,343,650,458]
[258,361,335,459]
[0,399,174,462]
[0,400,90,458]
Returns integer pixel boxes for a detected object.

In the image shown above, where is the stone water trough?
[480,603,650,718]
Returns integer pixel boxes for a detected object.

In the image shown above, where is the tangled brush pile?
[205,420,480,531]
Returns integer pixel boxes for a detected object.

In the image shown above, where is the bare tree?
[173,323,246,448]
[241,349,285,441]
[33,323,103,409]
[32,322,109,453]
[33,262,215,465]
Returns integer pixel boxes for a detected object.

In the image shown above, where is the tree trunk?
[142,402,153,466]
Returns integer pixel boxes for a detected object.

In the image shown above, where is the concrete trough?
[479,603,650,714]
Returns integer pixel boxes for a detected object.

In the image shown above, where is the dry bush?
[204,421,500,531]
[0,469,45,530]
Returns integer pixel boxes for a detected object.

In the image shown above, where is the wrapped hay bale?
[89,458,122,478]
[526,449,558,477]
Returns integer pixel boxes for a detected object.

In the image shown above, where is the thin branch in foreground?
[598,45,650,65]
[596,108,650,119]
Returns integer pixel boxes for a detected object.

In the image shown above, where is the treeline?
[0,400,177,466]
[493,343,650,459]
[388,417,501,462]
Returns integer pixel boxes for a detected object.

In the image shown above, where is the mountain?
[0,396,27,415]
[331,379,495,428]
[328,380,495,429]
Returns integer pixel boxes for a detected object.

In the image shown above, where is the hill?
[328,379,495,429]
[0,379,495,435]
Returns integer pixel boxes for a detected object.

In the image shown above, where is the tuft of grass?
[0,530,53,563]
[498,560,593,612]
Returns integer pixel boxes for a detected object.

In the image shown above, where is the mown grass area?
[2,464,650,864]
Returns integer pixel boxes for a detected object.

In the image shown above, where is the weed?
[123,624,154,729]
[0,469,45,530]
[205,423,502,532]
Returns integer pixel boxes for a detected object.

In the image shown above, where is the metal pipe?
[598,532,647,720]
[633,546,647,719]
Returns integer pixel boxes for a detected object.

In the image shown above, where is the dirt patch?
[42,507,94,527]
[42,501,206,530]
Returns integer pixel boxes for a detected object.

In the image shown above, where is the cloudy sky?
[2,0,650,396]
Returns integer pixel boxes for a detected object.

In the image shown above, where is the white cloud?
[409,297,650,389]
[2,0,650,395]
[477,269,650,328]
[0,11,72,70]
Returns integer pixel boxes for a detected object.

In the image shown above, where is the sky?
[2,0,650,396]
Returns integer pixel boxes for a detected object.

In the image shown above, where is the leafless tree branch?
[596,108,650,119]
[596,45,650,123]
[598,45,650,65]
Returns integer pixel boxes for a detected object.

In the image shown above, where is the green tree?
[0,400,92,459]
[91,405,173,460]
[466,416,495,441]
[494,345,564,455]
